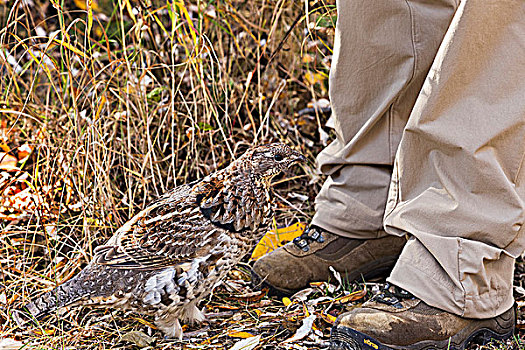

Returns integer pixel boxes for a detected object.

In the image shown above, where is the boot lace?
[292,226,325,252]
[372,283,414,309]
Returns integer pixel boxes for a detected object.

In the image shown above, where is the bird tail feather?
[13,267,93,327]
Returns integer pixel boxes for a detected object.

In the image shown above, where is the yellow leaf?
[304,71,326,86]
[94,26,104,37]
[95,95,106,121]
[52,39,88,59]
[73,0,100,11]
[253,309,263,317]
[319,312,337,325]
[122,0,136,23]
[87,0,93,33]
[302,54,314,64]
[73,0,86,9]
[228,331,255,339]
[335,289,367,304]
[309,282,324,288]
[282,297,292,307]
[175,0,198,44]
[250,222,306,261]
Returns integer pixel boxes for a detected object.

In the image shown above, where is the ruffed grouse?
[15,143,305,338]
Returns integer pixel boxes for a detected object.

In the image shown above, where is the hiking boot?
[330,283,515,350]
[251,226,406,295]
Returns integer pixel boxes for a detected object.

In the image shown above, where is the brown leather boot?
[251,226,406,295]
[330,284,515,350]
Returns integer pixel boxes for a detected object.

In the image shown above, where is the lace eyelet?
[372,283,414,308]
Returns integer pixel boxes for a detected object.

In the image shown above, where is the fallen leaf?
[250,222,305,261]
[304,71,325,86]
[319,127,329,146]
[515,286,525,297]
[33,328,55,335]
[303,303,310,317]
[44,225,58,240]
[291,288,315,302]
[318,312,337,325]
[282,315,316,343]
[282,297,292,307]
[335,289,367,304]
[311,98,330,109]
[0,339,24,350]
[120,331,155,348]
[329,266,343,290]
[17,143,32,163]
[307,296,333,306]
[288,192,309,201]
[229,331,255,339]
[310,281,337,294]
[302,53,314,63]
[0,152,17,171]
[229,335,261,350]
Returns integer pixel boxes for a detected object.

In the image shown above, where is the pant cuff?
[388,241,515,319]
[312,203,387,239]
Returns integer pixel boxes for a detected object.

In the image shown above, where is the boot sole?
[329,325,514,350]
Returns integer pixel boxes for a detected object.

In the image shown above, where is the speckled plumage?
[16,143,304,338]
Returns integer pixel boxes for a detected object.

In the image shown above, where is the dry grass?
[0,0,333,347]
[0,0,524,349]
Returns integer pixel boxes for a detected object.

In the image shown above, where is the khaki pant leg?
[313,0,458,238]
[385,0,525,318]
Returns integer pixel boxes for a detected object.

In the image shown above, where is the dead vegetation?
[0,0,524,349]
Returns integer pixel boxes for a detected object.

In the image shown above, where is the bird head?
[241,143,306,182]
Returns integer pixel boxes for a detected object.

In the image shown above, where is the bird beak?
[290,150,307,164]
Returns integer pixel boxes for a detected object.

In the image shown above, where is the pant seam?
[456,238,467,317]
[513,148,525,186]
[405,0,419,94]
[384,1,418,219]
[388,0,418,161]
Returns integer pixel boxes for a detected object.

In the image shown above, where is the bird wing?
[92,183,224,269]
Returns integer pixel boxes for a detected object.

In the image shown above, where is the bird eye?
[274,154,283,161]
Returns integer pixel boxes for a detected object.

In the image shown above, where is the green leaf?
[147,87,165,102]
[197,122,214,131]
